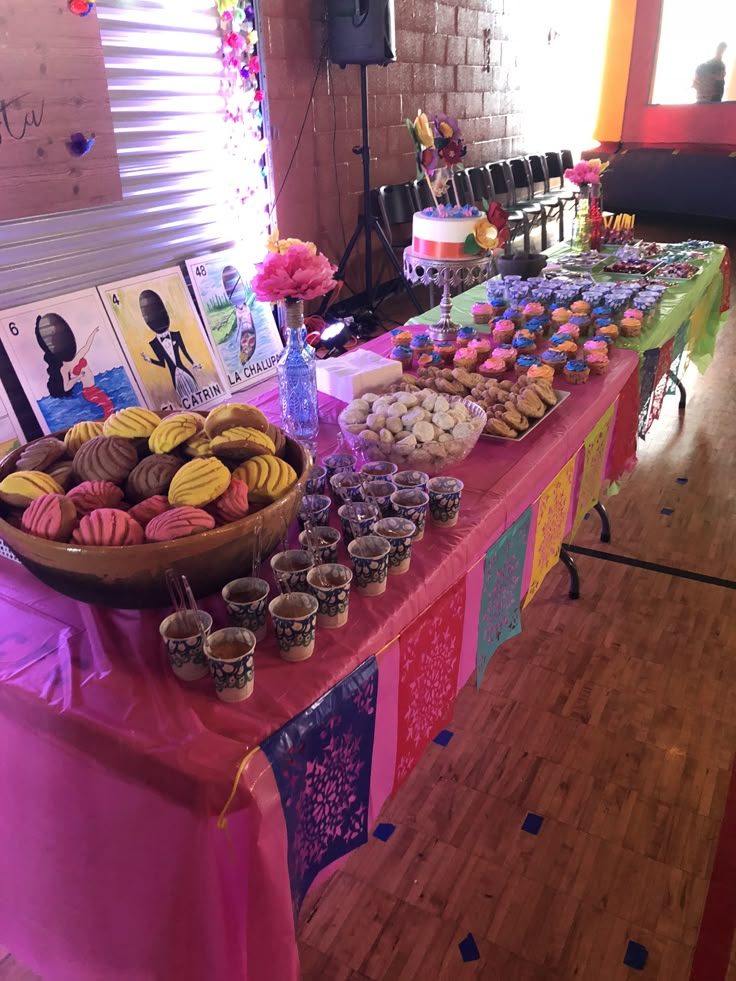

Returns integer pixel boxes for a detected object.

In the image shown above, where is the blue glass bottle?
[277,299,319,442]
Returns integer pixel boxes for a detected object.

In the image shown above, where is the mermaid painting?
[35,313,114,418]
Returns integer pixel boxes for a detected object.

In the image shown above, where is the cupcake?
[559,323,580,340]
[523,301,544,322]
[592,333,615,350]
[492,319,516,344]
[564,359,590,384]
[597,323,619,342]
[548,332,569,348]
[586,351,609,376]
[514,354,543,376]
[570,300,591,316]
[527,364,555,382]
[453,347,478,371]
[410,333,434,356]
[525,317,545,339]
[390,328,412,346]
[549,339,578,357]
[619,317,642,338]
[551,307,572,328]
[540,349,567,373]
[623,308,644,322]
[436,342,456,364]
[505,305,525,327]
[583,339,608,357]
[592,305,612,324]
[512,334,536,354]
[536,313,551,335]
[468,337,492,358]
[457,326,478,345]
[418,351,442,369]
[471,302,493,324]
[478,357,507,380]
[489,296,508,317]
[568,314,591,334]
[390,345,414,369]
[492,344,516,368]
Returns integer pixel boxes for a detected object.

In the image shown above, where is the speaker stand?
[321,65,422,320]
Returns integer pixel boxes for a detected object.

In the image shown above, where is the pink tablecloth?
[0,338,639,981]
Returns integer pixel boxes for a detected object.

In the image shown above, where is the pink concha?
[67,480,124,516]
[211,478,249,524]
[71,508,144,546]
[128,495,170,528]
[145,506,215,543]
[21,493,77,542]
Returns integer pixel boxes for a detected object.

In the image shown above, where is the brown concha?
[125,453,183,504]
[72,435,139,485]
[15,437,67,473]
[145,505,215,543]
[46,459,77,491]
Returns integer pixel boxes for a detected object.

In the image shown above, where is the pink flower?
[564,159,608,187]
[252,243,337,302]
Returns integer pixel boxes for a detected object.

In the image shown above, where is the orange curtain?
[594,0,639,143]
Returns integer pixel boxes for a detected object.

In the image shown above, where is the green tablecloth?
[407,243,729,372]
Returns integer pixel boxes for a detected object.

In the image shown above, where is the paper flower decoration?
[433,113,461,142]
[439,140,464,167]
[67,132,95,156]
[266,228,317,256]
[68,0,94,14]
[414,111,435,149]
[252,243,337,303]
[473,218,499,249]
[564,158,609,187]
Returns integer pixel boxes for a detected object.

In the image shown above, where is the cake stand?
[403,249,495,345]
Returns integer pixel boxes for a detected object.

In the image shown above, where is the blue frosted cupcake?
[514,354,542,376]
[390,345,413,369]
[457,325,478,344]
[511,334,535,353]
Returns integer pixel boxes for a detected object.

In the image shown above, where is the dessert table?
[409,243,730,436]
[0,332,640,981]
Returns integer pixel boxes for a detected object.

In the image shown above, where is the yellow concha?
[64,420,104,455]
[183,431,213,458]
[167,457,231,507]
[103,407,162,438]
[234,454,296,503]
[0,471,63,507]
[165,411,205,432]
[148,416,199,454]
[204,402,270,438]
[210,426,275,452]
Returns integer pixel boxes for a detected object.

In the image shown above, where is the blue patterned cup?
[323,453,357,484]
[299,525,341,565]
[270,550,312,593]
[390,488,429,541]
[427,476,464,528]
[305,464,327,495]
[205,627,256,702]
[160,610,213,681]
[222,577,270,642]
[330,471,364,503]
[348,534,391,596]
[361,460,398,480]
[306,563,353,628]
[372,517,416,576]
[363,479,397,518]
[269,592,319,661]
[393,470,430,493]
[338,502,381,543]
[298,494,332,529]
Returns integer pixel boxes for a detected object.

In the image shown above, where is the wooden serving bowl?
[0,431,311,609]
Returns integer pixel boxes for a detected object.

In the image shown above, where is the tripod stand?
[323,64,422,318]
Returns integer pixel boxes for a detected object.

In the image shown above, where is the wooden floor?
[2,218,735,980]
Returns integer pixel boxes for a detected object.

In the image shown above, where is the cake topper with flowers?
[405,109,468,208]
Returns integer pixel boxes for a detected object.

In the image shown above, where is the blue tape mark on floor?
[458,933,480,962]
[521,812,544,835]
[433,729,453,746]
[676,477,688,485]
[373,823,395,842]
[660,507,674,516]
[623,940,648,970]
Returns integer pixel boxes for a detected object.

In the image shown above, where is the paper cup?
[390,488,429,541]
[338,502,380,543]
[363,479,397,518]
[348,534,391,596]
[160,609,213,681]
[330,471,363,503]
[305,464,327,495]
[299,525,341,565]
[372,516,416,575]
[269,592,318,661]
[323,453,356,484]
[361,461,398,480]
[427,476,464,527]
[306,563,353,628]
[393,470,430,493]
[222,577,270,641]
[270,549,312,593]
[205,627,256,702]
[298,494,331,529]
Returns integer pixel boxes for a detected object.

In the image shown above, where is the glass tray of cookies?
[481,389,570,441]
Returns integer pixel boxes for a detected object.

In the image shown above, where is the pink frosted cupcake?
[453,347,478,371]
[471,302,493,324]
[586,351,609,375]
[492,319,516,345]
[583,339,608,358]
[559,323,580,340]
[478,357,507,380]
[492,344,516,368]
[468,336,492,358]
[623,308,644,322]
[523,301,545,322]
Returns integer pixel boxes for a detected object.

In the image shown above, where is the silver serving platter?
[481,389,571,441]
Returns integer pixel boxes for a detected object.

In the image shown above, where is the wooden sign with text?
[0,1,121,222]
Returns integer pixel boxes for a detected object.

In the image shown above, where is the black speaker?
[327,0,396,67]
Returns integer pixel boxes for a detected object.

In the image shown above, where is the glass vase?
[276,299,319,443]
[571,184,591,253]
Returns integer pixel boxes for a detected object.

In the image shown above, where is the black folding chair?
[465,165,496,209]
[528,153,573,243]
[488,162,531,253]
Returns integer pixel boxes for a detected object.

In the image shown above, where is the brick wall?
[260,0,527,284]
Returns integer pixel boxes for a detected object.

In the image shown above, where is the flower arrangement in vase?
[252,233,336,442]
[563,158,609,252]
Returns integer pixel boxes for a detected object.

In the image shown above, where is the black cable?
[329,63,348,252]
[271,39,328,213]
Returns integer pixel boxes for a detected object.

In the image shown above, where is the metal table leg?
[593,501,611,543]
[559,545,580,600]
[668,370,686,410]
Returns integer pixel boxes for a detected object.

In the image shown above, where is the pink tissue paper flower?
[252,243,337,302]
[564,159,607,187]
